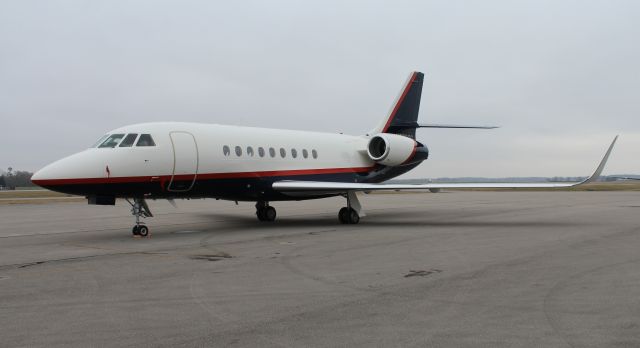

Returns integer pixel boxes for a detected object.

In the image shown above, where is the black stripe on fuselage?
[39,163,421,201]
[40,172,364,201]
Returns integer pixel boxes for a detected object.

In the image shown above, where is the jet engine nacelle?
[367,133,417,166]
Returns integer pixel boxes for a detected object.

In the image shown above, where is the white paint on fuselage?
[33,122,375,181]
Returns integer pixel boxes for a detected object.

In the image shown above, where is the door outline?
[167,131,199,192]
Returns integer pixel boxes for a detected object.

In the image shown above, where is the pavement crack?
[0,251,171,270]
[18,261,46,268]
[190,252,232,261]
[404,269,443,278]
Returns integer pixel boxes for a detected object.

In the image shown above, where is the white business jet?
[32,72,618,236]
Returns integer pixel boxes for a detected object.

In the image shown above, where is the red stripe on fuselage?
[382,72,417,133]
[31,166,375,186]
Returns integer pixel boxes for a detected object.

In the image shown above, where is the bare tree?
[2,169,34,189]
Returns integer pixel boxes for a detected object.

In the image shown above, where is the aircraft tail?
[370,71,424,139]
[370,71,498,138]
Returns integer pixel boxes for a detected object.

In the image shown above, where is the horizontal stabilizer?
[418,123,498,129]
[273,136,618,193]
[392,122,498,129]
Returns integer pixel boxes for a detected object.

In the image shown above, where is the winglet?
[580,135,618,185]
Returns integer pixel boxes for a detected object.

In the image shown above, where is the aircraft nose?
[31,163,55,187]
[31,167,45,181]
[31,149,112,195]
[31,151,92,190]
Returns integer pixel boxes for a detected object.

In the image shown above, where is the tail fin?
[370,71,424,139]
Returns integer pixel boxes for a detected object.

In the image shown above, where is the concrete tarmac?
[1,191,639,347]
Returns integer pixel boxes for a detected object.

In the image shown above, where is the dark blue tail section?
[372,71,424,139]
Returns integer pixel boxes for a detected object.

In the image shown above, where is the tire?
[138,225,149,237]
[256,208,266,221]
[132,225,140,236]
[264,206,276,222]
[338,207,349,224]
[348,209,360,224]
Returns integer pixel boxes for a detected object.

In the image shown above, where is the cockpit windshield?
[93,133,155,148]
[136,134,155,147]
[91,135,109,148]
[119,133,138,147]
[98,134,125,148]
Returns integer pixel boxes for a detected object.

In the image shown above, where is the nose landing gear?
[256,201,276,222]
[132,224,149,237]
[126,198,153,237]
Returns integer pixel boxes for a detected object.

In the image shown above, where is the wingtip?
[583,135,619,184]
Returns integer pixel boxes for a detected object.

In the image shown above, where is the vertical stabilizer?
[370,71,424,139]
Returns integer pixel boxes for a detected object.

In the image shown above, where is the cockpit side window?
[136,134,156,147]
[119,133,138,147]
[98,134,125,148]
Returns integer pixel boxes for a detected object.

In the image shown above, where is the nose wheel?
[127,198,153,237]
[132,224,149,237]
[256,201,276,222]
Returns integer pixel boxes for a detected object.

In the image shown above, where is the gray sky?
[1,0,639,178]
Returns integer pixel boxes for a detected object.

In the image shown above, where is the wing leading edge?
[272,136,618,192]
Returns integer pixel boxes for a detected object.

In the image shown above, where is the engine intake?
[367,133,417,166]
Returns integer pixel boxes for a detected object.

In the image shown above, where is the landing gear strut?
[126,198,153,237]
[338,191,364,224]
[256,201,276,222]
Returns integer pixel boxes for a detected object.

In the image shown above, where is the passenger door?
[168,132,198,192]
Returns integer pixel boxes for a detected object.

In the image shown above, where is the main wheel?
[264,206,276,221]
[347,209,360,224]
[256,208,266,221]
[138,225,149,237]
[132,225,140,236]
[338,207,349,224]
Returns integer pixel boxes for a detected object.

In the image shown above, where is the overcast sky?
[1,0,638,178]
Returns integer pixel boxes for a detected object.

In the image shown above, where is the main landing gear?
[255,193,364,224]
[338,207,359,224]
[126,197,153,237]
[256,201,276,222]
[338,191,364,224]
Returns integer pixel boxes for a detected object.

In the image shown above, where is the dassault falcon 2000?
[32,72,618,236]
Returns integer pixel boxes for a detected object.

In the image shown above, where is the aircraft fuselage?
[32,122,423,201]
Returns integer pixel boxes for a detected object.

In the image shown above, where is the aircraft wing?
[273,136,618,193]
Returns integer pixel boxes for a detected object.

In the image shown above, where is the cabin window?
[235,146,242,156]
[291,148,297,158]
[280,148,286,158]
[269,147,276,157]
[302,149,308,158]
[98,134,125,148]
[312,149,318,159]
[247,146,254,157]
[223,145,230,156]
[119,133,138,147]
[136,134,156,147]
[258,147,265,157]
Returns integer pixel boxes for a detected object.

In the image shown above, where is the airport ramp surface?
[0,192,639,347]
